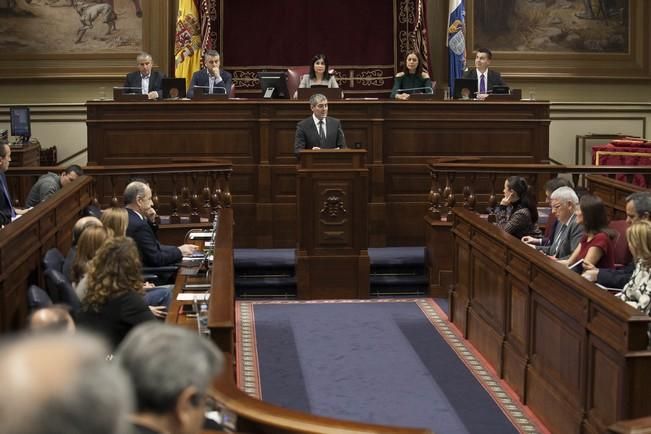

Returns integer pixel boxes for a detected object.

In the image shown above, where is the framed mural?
[466,0,651,79]
[0,0,171,79]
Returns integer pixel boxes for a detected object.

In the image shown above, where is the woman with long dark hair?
[390,51,433,100]
[495,176,541,239]
[559,194,615,269]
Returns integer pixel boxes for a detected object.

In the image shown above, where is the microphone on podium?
[396,86,434,94]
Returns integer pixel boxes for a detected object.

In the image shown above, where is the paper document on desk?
[189,232,212,240]
[176,293,210,301]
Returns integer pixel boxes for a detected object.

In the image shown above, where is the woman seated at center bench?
[615,220,651,315]
[390,51,433,100]
[495,176,541,239]
[299,54,339,89]
[558,194,615,270]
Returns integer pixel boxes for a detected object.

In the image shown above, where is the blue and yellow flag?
[174,0,202,85]
[447,0,466,95]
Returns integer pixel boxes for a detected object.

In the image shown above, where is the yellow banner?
[174,0,202,86]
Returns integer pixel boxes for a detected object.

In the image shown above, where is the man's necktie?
[479,74,486,94]
[318,120,325,146]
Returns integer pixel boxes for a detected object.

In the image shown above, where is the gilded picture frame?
[0,0,171,79]
[466,0,651,79]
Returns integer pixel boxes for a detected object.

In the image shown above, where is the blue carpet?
[247,300,529,433]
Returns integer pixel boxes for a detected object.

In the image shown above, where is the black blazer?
[126,208,182,267]
[123,70,164,97]
[0,172,14,226]
[294,116,346,154]
[187,69,233,98]
[462,68,506,90]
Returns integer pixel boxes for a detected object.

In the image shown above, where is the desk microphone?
[396,86,433,94]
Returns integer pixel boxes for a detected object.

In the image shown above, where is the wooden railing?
[7,162,233,223]
[427,160,647,221]
[451,207,651,434]
[0,176,94,332]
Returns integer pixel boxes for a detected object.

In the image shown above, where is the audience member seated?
[124,181,198,268]
[63,216,103,282]
[187,50,232,98]
[77,237,157,349]
[495,176,541,239]
[102,206,171,318]
[541,177,575,239]
[115,322,226,434]
[298,53,339,90]
[25,165,84,207]
[0,140,17,226]
[522,186,583,259]
[615,220,651,315]
[28,305,76,333]
[0,332,133,434]
[390,51,433,100]
[461,47,507,99]
[583,192,651,287]
[71,225,110,299]
[559,194,615,269]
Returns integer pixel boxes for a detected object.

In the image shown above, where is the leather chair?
[44,269,81,312]
[43,247,65,273]
[287,66,309,99]
[608,220,633,267]
[27,285,53,310]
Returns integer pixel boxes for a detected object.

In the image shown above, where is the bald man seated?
[29,305,76,333]
[0,331,133,434]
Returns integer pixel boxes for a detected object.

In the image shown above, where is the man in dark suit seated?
[123,52,164,100]
[187,50,232,98]
[294,93,346,155]
[462,47,506,99]
[115,323,225,434]
[0,140,21,227]
[124,181,197,267]
[582,192,651,287]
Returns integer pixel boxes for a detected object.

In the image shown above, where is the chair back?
[608,219,633,267]
[287,66,309,98]
[27,285,53,310]
[43,247,65,273]
[44,269,81,312]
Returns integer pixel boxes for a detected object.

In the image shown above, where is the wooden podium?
[295,149,369,299]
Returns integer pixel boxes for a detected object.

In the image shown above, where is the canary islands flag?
[174,0,202,85]
[447,0,466,95]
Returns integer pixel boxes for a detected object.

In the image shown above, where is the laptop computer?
[162,78,186,99]
[454,78,478,100]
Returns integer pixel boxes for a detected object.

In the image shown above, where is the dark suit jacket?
[294,116,346,154]
[123,70,164,97]
[0,172,14,226]
[462,68,506,90]
[597,262,635,289]
[537,218,583,260]
[126,208,182,267]
[187,69,233,98]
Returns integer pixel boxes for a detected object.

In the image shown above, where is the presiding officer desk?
[87,99,550,248]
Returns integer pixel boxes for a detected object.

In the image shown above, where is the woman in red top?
[559,194,615,269]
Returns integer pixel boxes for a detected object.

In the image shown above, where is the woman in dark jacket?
[495,176,541,239]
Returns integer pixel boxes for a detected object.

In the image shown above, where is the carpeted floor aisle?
[237,299,547,434]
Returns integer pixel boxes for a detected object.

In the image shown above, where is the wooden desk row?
[449,208,651,434]
[87,99,550,248]
[0,176,94,332]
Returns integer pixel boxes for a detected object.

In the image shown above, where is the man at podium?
[294,93,346,155]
